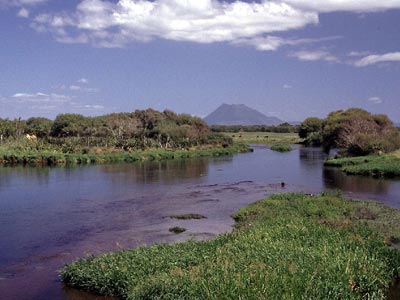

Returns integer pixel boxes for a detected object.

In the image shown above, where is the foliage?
[224,131,302,144]
[61,193,400,300]
[0,109,237,163]
[299,109,400,155]
[298,117,323,145]
[270,144,292,152]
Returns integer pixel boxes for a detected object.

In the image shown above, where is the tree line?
[299,108,400,155]
[0,109,231,151]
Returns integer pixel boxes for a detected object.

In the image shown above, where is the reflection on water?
[0,145,400,300]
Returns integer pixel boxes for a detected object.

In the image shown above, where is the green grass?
[222,132,302,144]
[0,143,250,166]
[61,192,400,300]
[325,154,400,177]
[170,214,207,220]
[270,144,292,152]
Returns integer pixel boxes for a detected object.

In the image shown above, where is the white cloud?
[368,96,383,104]
[31,0,318,48]
[1,92,105,117]
[284,0,400,13]
[77,78,89,84]
[283,84,293,89]
[69,85,99,92]
[288,50,340,62]
[11,92,71,103]
[17,7,29,18]
[0,0,47,8]
[233,35,341,51]
[353,52,400,67]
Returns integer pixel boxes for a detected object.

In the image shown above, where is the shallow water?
[0,145,399,300]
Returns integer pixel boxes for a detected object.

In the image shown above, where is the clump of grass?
[169,227,187,234]
[325,154,400,177]
[61,192,400,300]
[270,144,292,152]
[169,214,207,220]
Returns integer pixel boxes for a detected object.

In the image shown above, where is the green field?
[61,192,400,300]
[222,131,302,144]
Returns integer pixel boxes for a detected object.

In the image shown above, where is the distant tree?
[26,117,53,138]
[51,114,87,137]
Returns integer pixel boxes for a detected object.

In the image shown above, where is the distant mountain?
[203,104,282,126]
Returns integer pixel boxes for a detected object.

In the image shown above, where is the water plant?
[61,192,400,300]
[169,227,187,234]
[325,154,400,177]
[270,144,292,152]
[169,214,207,220]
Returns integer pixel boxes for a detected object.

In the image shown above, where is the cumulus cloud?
[288,50,340,62]
[31,0,319,48]
[284,0,400,13]
[353,52,400,67]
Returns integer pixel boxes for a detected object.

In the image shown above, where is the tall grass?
[61,192,400,300]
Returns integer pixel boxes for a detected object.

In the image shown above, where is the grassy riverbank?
[61,192,400,300]
[222,131,302,144]
[325,153,400,177]
[0,143,250,166]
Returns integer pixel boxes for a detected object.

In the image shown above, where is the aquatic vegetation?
[0,143,250,166]
[169,214,207,220]
[270,144,292,152]
[61,192,400,300]
[325,154,400,177]
[169,227,187,234]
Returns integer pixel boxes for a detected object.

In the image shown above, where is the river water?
[1,145,400,300]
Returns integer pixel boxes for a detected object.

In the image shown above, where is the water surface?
[1,145,399,300]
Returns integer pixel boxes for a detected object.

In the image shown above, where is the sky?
[0,0,399,122]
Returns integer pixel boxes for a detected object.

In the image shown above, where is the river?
[1,145,400,300]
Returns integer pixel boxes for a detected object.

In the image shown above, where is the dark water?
[1,145,400,300]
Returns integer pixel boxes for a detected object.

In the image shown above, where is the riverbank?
[0,143,250,166]
[61,192,400,300]
[325,152,400,177]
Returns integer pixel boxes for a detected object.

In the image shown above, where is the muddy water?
[1,145,400,300]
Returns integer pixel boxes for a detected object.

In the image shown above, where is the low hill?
[204,104,282,126]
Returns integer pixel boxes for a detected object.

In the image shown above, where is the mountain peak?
[204,104,282,126]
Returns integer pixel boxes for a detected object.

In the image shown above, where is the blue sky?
[0,0,399,122]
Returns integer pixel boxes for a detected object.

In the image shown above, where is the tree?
[51,114,87,137]
[26,117,53,138]
[298,117,323,145]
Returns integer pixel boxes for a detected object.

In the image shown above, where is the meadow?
[222,131,302,144]
[61,192,400,300]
